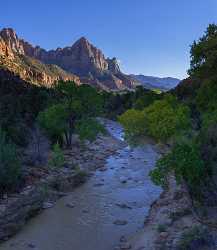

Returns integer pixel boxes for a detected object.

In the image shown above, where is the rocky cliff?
[0,28,78,87]
[0,28,135,90]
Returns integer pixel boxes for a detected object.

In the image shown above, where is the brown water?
[0,120,162,250]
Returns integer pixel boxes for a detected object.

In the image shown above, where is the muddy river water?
[0,120,162,250]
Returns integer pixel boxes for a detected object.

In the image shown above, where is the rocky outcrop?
[0,28,135,90]
[0,28,80,87]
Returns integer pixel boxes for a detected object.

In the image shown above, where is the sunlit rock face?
[0,28,80,86]
[0,28,135,90]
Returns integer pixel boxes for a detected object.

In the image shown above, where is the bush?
[178,226,213,250]
[119,95,191,142]
[37,103,69,143]
[200,123,217,176]
[150,140,205,187]
[75,118,106,141]
[118,109,146,138]
[48,143,65,168]
[0,128,22,193]
[144,95,191,141]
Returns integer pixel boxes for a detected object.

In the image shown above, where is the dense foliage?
[150,140,205,187]
[0,128,22,194]
[38,82,104,146]
[75,118,106,142]
[48,143,65,169]
[119,95,190,142]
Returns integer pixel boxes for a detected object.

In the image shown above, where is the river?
[0,120,162,250]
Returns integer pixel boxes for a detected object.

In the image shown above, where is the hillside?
[131,74,180,91]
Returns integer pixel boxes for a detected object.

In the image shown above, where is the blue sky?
[1,0,217,79]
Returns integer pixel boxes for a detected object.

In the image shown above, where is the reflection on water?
[0,120,162,250]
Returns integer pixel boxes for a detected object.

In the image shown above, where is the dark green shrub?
[75,118,106,141]
[144,95,191,142]
[150,140,205,187]
[0,128,22,193]
[178,226,213,250]
[48,143,65,168]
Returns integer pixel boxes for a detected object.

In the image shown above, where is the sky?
[1,0,217,79]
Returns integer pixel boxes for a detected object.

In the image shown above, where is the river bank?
[0,120,125,243]
[0,120,162,250]
[130,176,217,250]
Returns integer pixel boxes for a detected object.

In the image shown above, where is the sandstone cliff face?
[0,28,135,90]
[0,29,80,87]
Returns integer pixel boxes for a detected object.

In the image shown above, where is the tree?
[37,103,70,145]
[38,81,104,147]
[189,24,217,80]
[144,95,190,141]
[118,109,146,138]
[150,140,205,188]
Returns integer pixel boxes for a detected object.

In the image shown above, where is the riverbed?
[0,120,162,250]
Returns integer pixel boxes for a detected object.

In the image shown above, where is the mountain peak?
[0,27,25,54]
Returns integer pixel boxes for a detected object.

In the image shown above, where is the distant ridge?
[130,74,181,91]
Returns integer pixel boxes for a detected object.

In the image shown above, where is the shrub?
[150,140,205,187]
[0,128,22,193]
[177,226,213,250]
[37,103,69,143]
[119,95,190,143]
[200,123,217,176]
[48,143,65,168]
[144,95,191,141]
[157,224,168,233]
[75,118,106,141]
[118,109,146,138]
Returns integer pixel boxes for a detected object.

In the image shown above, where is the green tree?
[144,95,190,141]
[37,103,70,145]
[150,140,205,187]
[75,118,106,141]
[118,109,146,138]
[38,82,104,147]
[189,24,217,80]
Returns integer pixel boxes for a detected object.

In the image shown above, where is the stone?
[42,202,54,209]
[113,220,128,226]
[120,236,127,242]
[99,167,107,172]
[159,232,169,239]
[120,177,128,183]
[119,243,132,249]
[66,202,75,208]
[27,243,36,248]
[94,183,104,187]
[116,203,132,209]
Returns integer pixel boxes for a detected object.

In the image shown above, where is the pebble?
[116,203,132,209]
[120,236,127,242]
[42,202,54,209]
[66,202,75,208]
[159,232,169,239]
[94,183,104,187]
[99,167,107,172]
[120,243,132,249]
[120,177,128,183]
[113,220,128,226]
[28,243,36,248]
